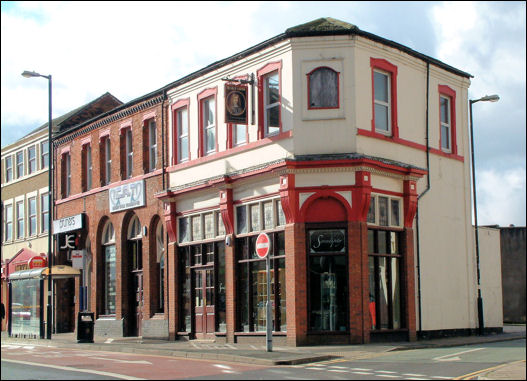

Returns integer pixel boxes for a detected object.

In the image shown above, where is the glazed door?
[194,268,215,336]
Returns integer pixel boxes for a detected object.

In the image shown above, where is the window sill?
[358,128,464,162]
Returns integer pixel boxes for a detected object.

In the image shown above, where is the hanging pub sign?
[109,180,145,213]
[225,84,248,124]
[309,229,346,254]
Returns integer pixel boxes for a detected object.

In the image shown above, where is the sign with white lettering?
[308,229,346,254]
[53,214,83,234]
[59,233,78,250]
[109,180,145,213]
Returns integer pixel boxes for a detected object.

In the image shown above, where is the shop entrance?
[132,270,143,337]
[193,267,214,338]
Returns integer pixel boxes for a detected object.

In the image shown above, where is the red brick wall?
[54,101,167,333]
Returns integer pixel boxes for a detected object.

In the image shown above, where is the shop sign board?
[109,180,145,213]
[28,256,47,269]
[256,232,271,259]
[309,229,346,253]
[53,213,83,234]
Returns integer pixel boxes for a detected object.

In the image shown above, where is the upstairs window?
[233,124,247,147]
[373,70,391,133]
[263,72,280,136]
[82,144,92,192]
[16,200,24,239]
[28,146,36,174]
[371,58,398,137]
[175,107,189,163]
[28,197,37,236]
[5,156,13,182]
[438,85,457,155]
[101,137,111,186]
[41,193,49,233]
[367,195,401,228]
[41,141,49,169]
[62,152,71,198]
[258,61,282,139]
[16,151,24,178]
[201,96,216,156]
[148,119,157,172]
[308,67,339,109]
[122,128,133,179]
[4,204,12,241]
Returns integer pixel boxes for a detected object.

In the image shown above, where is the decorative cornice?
[54,96,163,147]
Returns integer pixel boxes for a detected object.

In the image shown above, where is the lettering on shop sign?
[53,213,83,234]
[309,229,346,253]
[109,180,145,213]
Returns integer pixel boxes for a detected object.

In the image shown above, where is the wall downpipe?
[416,61,431,336]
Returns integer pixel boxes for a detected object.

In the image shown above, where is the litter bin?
[77,312,94,343]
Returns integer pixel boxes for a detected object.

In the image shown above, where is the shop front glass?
[11,278,42,337]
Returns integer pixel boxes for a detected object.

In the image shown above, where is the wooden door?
[194,268,214,337]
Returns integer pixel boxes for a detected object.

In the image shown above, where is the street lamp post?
[22,70,53,340]
[468,94,499,336]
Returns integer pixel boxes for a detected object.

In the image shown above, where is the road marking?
[213,364,232,369]
[328,366,348,369]
[377,370,398,374]
[433,347,484,362]
[376,375,401,378]
[404,374,426,377]
[453,360,526,380]
[327,369,348,373]
[352,371,374,375]
[305,367,324,370]
[351,367,372,371]
[430,377,451,379]
[89,356,152,365]
[2,358,145,380]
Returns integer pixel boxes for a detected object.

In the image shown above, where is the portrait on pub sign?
[225,85,248,124]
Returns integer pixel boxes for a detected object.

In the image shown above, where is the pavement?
[1,324,525,379]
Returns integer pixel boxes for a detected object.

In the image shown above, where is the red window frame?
[257,61,282,139]
[370,58,399,138]
[172,98,191,165]
[438,85,457,156]
[197,87,218,158]
[307,66,340,110]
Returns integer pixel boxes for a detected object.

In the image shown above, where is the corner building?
[157,18,499,346]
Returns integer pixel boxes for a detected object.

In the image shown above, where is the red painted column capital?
[279,174,298,224]
[163,201,177,242]
[403,180,418,228]
[351,170,372,222]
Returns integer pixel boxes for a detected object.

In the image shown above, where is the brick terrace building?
[53,18,503,344]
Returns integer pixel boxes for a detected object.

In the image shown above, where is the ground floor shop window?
[368,229,402,330]
[236,231,286,332]
[307,228,348,332]
[104,245,116,315]
[179,241,226,333]
[10,278,42,337]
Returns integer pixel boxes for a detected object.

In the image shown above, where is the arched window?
[308,67,339,109]
[156,223,165,313]
[102,221,116,315]
[127,215,142,271]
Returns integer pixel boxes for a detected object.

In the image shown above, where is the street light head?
[22,70,42,78]
[480,94,500,102]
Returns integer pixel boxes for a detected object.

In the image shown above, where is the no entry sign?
[255,232,271,258]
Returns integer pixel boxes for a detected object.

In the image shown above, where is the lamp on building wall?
[469,93,499,336]
[22,70,53,340]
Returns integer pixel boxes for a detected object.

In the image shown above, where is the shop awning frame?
[9,265,80,280]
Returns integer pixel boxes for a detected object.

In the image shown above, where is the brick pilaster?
[285,222,307,346]
[403,228,417,341]
[225,242,236,342]
[167,242,178,340]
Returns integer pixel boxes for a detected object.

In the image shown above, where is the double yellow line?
[453,360,526,380]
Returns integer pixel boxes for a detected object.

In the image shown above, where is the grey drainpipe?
[415,61,431,336]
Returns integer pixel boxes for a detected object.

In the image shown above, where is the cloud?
[478,167,526,226]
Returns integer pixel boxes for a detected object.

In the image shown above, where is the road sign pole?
[266,253,272,352]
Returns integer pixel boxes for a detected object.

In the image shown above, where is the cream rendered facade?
[162,20,501,342]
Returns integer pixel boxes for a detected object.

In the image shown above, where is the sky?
[1,1,525,227]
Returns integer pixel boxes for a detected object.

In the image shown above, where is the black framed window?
[236,231,286,332]
[368,229,403,330]
[307,228,348,332]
